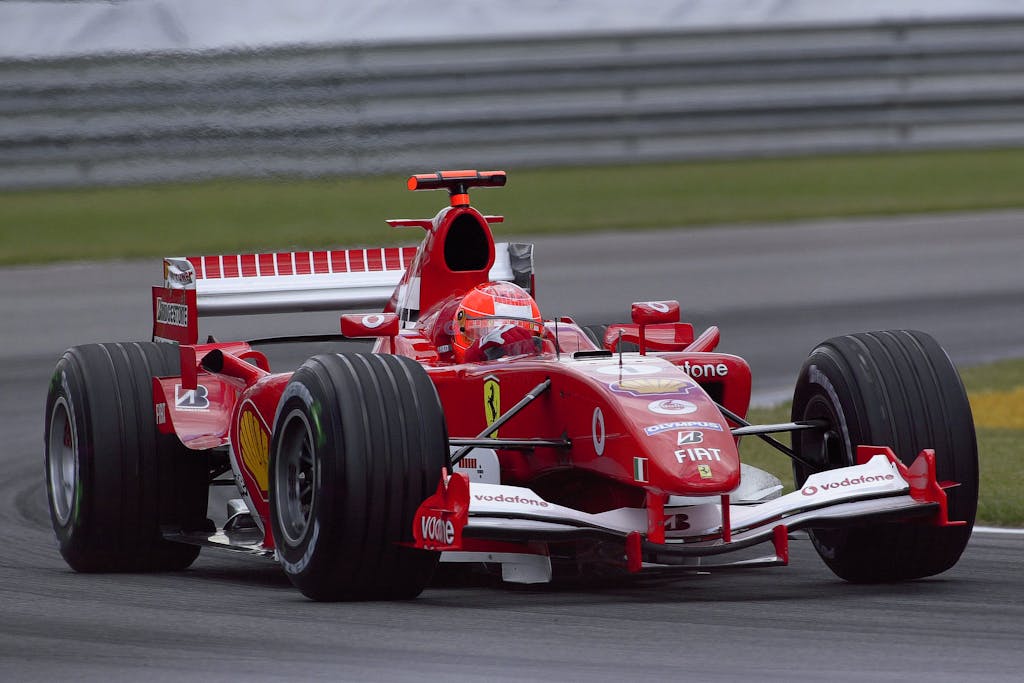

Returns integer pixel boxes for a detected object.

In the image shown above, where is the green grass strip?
[5,147,1024,265]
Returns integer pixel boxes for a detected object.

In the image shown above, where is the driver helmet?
[453,281,543,362]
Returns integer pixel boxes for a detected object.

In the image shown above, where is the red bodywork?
[151,170,754,553]
[151,171,955,566]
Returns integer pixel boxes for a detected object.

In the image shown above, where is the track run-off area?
[1,211,1021,681]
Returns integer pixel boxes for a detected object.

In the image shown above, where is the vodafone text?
[801,473,896,496]
[420,515,455,545]
[474,493,549,507]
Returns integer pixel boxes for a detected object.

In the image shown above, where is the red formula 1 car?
[44,171,979,600]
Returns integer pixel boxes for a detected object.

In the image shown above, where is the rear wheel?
[44,342,210,572]
[269,353,448,601]
[791,330,978,582]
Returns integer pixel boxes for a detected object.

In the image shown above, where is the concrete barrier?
[3,14,1024,188]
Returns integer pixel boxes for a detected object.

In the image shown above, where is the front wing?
[411,446,963,583]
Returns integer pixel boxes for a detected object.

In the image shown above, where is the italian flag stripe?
[633,457,648,483]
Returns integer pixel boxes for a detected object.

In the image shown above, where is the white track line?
[973,526,1024,535]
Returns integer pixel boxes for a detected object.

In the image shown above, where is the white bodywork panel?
[462,455,918,545]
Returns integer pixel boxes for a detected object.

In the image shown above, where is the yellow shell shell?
[238,408,269,492]
[617,377,688,394]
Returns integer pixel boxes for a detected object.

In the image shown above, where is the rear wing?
[152,243,533,344]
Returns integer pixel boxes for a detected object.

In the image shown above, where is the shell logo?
[238,406,269,494]
[611,377,691,396]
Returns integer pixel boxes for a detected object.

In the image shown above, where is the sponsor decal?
[238,405,270,494]
[800,473,896,496]
[456,457,479,470]
[420,515,455,545]
[163,260,195,288]
[361,313,386,329]
[633,457,649,483]
[483,375,500,437]
[174,384,209,410]
[665,514,689,531]
[155,298,189,327]
[677,360,729,379]
[167,271,194,287]
[473,493,549,507]
[639,301,671,313]
[280,520,320,574]
[233,472,249,499]
[648,399,697,415]
[697,464,713,479]
[595,364,661,377]
[677,430,703,445]
[609,377,695,397]
[675,447,722,462]
[155,402,166,425]
[592,407,606,456]
[644,420,724,436]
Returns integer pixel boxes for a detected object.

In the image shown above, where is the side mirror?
[631,300,680,326]
[630,301,680,355]
[340,312,400,338]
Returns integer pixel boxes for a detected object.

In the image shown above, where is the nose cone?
[642,419,741,494]
[575,356,741,495]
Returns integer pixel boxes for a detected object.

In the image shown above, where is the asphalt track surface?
[1,211,1022,681]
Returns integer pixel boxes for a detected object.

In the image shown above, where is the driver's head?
[453,281,543,363]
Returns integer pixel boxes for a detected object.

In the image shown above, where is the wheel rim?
[47,397,77,526]
[274,409,317,545]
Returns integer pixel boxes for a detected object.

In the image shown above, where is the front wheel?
[791,330,978,582]
[269,353,449,601]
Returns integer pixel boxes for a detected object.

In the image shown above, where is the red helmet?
[453,282,543,362]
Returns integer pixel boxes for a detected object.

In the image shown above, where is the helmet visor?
[461,312,543,342]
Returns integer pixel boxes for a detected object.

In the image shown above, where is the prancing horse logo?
[483,375,500,437]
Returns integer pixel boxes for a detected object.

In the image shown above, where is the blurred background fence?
[3,14,1024,189]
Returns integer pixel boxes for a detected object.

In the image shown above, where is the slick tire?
[270,353,448,601]
[582,324,639,353]
[44,343,210,572]
[791,330,978,582]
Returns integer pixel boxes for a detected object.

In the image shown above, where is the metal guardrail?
[3,17,1024,188]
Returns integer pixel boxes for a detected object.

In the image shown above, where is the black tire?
[791,330,978,582]
[269,353,448,601]
[44,342,210,572]
[582,324,639,352]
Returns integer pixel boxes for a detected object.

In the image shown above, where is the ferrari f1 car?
[44,170,978,600]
